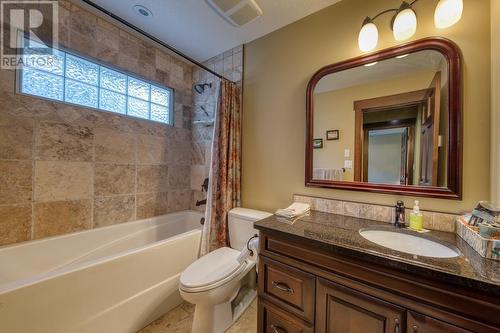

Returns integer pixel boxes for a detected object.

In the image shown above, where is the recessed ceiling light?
[133,5,153,18]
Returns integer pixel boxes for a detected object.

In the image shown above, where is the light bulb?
[393,8,417,41]
[434,0,463,29]
[358,21,378,52]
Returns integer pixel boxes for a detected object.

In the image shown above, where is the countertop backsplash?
[293,194,459,233]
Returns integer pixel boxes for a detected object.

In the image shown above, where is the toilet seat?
[180,247,247,293]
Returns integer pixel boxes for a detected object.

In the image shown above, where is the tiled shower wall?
[0,1,194,246]
[190,46,244,210]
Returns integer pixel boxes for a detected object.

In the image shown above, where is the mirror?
[306,38,462,199]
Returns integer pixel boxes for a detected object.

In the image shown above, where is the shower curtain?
[200,79,242,255]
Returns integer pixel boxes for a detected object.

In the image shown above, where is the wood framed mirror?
[305,37,462,199]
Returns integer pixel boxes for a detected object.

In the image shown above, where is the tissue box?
[456,217,500,260]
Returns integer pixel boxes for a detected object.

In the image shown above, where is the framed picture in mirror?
[326,130,340,140]
[305,37,462,199]
[313,139,323,149]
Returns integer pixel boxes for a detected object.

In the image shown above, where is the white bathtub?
[0,210,203,333]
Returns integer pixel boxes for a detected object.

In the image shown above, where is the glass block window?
[19,38,173,125]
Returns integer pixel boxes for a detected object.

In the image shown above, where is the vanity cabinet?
[257,231,500,333]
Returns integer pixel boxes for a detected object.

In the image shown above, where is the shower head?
[194,82,212,94]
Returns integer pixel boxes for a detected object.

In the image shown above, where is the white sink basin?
[359,229,459,258]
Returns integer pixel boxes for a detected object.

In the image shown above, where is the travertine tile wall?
[293,194,459,233]
[0,1,194,246]
[190,46,244,211]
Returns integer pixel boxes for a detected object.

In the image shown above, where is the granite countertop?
[255,210,500,296]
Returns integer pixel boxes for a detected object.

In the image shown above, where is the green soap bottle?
[409,200,424,231]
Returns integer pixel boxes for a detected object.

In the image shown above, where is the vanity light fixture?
[358,0,463,52]
[392,2,418,41]
[434,0,463,29]
[358,18,379,52]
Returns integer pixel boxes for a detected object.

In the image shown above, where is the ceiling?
[85,0,342,62]
[315,50,446,93]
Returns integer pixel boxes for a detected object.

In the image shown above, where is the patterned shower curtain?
[200,79,242,255]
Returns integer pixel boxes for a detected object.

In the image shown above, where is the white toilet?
[179,208,272,333]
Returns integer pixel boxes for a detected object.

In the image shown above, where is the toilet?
[179,208,272,333]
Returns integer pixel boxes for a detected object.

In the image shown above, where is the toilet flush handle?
[246,234,259,256]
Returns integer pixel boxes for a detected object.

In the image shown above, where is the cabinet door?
[316,278,405,333]
[408,312,474,333]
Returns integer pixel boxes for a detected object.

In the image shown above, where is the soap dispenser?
[409,200,424,231]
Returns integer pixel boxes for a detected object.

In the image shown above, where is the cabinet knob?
[271,324,287,333]
[413,325,418,333]
[271,281,294,294]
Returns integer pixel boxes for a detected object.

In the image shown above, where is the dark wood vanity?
[255,212,500,333]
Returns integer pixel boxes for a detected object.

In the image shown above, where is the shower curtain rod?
[80,0,235,84]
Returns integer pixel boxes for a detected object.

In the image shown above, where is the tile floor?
[137,298,257,333]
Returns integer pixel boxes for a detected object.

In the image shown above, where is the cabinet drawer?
[258,298,313,333]
[259,256,315,322]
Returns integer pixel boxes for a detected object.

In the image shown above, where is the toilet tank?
[228,208,272,251]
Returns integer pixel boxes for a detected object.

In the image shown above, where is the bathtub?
[0,210,203,333]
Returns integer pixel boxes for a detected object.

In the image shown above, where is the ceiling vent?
[206,0,263,27]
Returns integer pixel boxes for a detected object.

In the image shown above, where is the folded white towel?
[313,168,344,181]
[275,202,311,219]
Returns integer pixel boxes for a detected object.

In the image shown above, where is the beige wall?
[313,70,436,181]
[313,88,355,180]
[243,0,491,213]
[492,0,500,207]
[0,1,195,246]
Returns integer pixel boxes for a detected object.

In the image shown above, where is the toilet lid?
[180,247,245,292]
